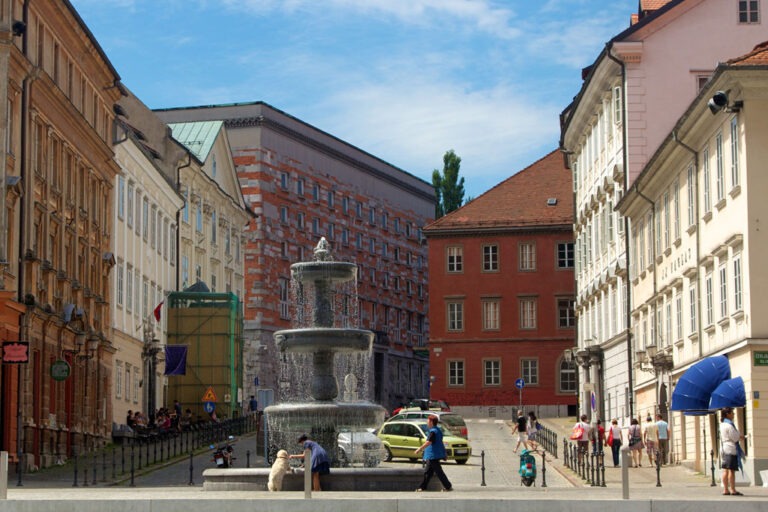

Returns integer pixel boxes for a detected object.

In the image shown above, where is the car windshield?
[416,423,450,436]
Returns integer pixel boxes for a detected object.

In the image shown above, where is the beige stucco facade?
[111,128,184,425]
[619,63,768,485]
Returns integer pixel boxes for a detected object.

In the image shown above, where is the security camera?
[708,91,729,115]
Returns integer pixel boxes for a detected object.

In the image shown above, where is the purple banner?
[164,345,187,376]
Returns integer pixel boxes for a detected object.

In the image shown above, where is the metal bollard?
[188,450,194,486]
[72,451,79,487]
[620,445,630,499]
[541,449,547,488]
[1,451,8,499]
[656,449,662,487]
[246,449,251,468]
[600,446,606,487]
[304,448,312,499]
[590,450,595,486]
[129,441,135,487]
[710,449,716,487]
[480,450,486,486]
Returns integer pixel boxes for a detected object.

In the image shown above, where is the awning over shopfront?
[709,376,746,410]
[671,355,731,411]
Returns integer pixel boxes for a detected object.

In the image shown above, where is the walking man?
[643,416,658,466]
[511,410,529,453]
[414,415,453,492]
[655,414,669,465]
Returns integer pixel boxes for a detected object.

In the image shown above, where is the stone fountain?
[263,238,385,466]
[203,239,435,491]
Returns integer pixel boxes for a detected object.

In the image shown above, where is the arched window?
[559,359,577,393]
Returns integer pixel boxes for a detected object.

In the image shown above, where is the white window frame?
[519,242,536,271]
[557,242,574,269]
[116,263,124,307]
[705,273,714,326]
[719,263,728,319]
[521,359,539,386]
[733,255,743,312]
[447,246,463,273]
[117,176,125,219]
[559,359,576,393]
[447,301,464,331]
[716,132,725,202]
[482,300,500,330]
[689,284,697,334]
[448,360,464,386]
[687,164,695,227]
[484,359,501,386]
[520,297,537,329]
[483,244,498,272]
[730,117,740,188]
[738,0,760,23]
[703,148,711,213]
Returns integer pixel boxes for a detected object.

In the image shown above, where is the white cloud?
[308,70,560,187]
[220,0,521,39]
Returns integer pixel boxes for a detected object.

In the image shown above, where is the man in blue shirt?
[655,414,669,465]
[290,434,330,491]
[413,415,453,492]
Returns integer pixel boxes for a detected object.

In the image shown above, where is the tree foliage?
[432,149,465,218]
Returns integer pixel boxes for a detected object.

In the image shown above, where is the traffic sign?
[515,378,525,390]
[202,387,217,402]
[591,391,596,411]
[203,401,215,413]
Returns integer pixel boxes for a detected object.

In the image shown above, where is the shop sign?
[2,341,29,363]
[50,360,71,381]
[754,351,768,366]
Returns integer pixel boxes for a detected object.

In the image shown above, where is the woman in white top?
[719,407,745,496]
[606,419,623,467]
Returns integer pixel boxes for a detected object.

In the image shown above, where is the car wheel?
[456,458,468,465]
[384,446,393,462]
[409,458,419,463]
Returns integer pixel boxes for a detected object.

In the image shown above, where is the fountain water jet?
[264,238,386,466]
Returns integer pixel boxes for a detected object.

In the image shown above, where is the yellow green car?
[376,420,471,464]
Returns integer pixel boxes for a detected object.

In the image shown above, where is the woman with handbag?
[628,418,644,467]
[606,419,623,467]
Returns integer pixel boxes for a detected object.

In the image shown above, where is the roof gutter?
[605,45,634,420]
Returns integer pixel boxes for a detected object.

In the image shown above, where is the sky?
[72,0,636,198]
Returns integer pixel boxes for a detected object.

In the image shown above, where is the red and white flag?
[153,300,164,322]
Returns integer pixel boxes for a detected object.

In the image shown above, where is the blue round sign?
[203,401,215,413]
[515,378,525,389]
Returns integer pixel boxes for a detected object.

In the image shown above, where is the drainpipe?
[605,46,634,420]
[175,153,192,291]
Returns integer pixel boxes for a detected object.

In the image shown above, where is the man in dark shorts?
[289,434,330,491]
[511,410,529,453]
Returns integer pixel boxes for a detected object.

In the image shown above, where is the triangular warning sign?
[202,387,217,402]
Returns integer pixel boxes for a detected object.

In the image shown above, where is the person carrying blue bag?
[414,414,453,492]
[719,407,746,496]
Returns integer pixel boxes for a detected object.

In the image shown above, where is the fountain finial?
[313,237,333,262]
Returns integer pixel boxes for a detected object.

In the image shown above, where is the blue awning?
[670,355,731,411]
[709,376,746,410]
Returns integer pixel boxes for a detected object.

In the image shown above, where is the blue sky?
[73,0,635,198]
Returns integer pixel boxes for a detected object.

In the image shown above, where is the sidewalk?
[538,417,715,489]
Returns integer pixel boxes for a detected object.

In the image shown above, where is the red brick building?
[424,150,578,418]
[156,103,435,412]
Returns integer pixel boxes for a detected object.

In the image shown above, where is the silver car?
[337,429,385,467]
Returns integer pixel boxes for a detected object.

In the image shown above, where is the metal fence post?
[480,450,486,487]
[541,449,547,488]
[112,447,116,480]
[129,440,135,487]
[656,449,662,487]
[600,445,606,487]
[590,450,595,486]
[710,449,716,487]
[72,450,79,487]
[246,449,251,468]
[92,452,97,486]
[188,450,194,486]
[138,439,143,470]
[102,450,107,482]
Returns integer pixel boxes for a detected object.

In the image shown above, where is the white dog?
[267,449,292,491]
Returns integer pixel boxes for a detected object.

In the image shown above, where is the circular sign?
[50,360,71,381]
[203,401,215,413]
[515,378,525,389]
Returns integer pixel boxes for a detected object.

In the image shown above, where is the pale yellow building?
[618,43,768,484]
[111,117,184,425]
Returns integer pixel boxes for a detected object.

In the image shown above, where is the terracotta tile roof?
[424,150,573,233]
[726,41,768,66]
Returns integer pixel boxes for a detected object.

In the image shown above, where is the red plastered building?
[423,150,577,417]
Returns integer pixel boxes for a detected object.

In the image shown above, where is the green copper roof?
[168,120,223,162]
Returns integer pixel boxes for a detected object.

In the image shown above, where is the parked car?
[406,399,451,411]
[387,411,468,439]
[337,429,385,467]
[376,420,470,464]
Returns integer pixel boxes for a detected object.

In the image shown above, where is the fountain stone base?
[265,401,385,467]
[203,467,440,492]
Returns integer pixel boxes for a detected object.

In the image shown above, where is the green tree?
[432,149,465,218]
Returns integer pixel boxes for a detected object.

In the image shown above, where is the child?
[289,434,330,491]
[267,449,292,491]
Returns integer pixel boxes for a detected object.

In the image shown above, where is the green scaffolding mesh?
[166,292,243,420]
